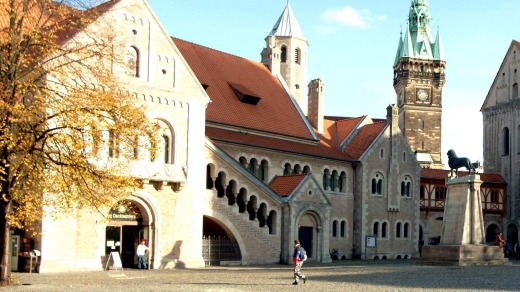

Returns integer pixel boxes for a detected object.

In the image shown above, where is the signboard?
[365,234,377,259]
[105,251,123,271]
[366,235,377,248]
[109,204,142,221]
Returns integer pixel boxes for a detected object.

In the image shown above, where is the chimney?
[307,79,324,133]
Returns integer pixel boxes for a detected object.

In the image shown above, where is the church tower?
[261,1,309,115]
[393,0,446,168]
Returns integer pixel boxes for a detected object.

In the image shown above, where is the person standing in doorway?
[292,240,306,285]
[136,240,149,270]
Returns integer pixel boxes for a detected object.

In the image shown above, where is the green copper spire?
[394,0,444,66]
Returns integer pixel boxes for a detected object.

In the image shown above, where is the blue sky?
[147,0,520,168]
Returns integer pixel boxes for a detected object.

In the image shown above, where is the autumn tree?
[0,0,158,282]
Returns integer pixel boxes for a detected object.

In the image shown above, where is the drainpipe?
[352,162,358,258]
[279,203,286,264]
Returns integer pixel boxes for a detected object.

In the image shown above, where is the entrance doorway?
[105,201,148,268]
[299,227,313,258]
[105,225,146,268]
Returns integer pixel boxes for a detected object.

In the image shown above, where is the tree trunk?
[0,200,11,282]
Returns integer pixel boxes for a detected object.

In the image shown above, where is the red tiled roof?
[206,126,353,161]
[172,37,315,140]
[327,116,364,145]
[269,174,308,197]
[343,121,387,160]
[1,1,120,52]
[420,168,507,185]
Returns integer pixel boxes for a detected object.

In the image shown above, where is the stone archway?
[297,212,321,261]
[486,224,500,244]
[202,216,242,266]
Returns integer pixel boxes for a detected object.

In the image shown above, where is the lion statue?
[447,149,475,176]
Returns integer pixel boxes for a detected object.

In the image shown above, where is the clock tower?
[393,0,445,168]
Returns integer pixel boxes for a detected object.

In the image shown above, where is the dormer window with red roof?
[229,83,261,105]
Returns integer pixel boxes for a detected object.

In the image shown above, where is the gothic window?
[503,127,510,156]
[281,46,287,63]
[513,83,518,98]
[404,223,409,238]
[332,220,338,237]
[295,48,301,65]
[396,222,402,238]
[127,46,140,77]
[340,221,346,238]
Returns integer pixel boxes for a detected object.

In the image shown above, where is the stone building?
[481,40,520,244]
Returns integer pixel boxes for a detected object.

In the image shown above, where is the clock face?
[417,89,429,101]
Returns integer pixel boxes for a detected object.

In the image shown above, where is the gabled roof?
[173,37,315,140]
[343,120,387,160]
[421,168,507,185]
[481,40,520,111]
[269,174,308,197]
[325,116,365,146]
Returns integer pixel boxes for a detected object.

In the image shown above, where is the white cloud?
[319,6,386,33]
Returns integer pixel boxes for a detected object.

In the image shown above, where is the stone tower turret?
[261,1,309,115]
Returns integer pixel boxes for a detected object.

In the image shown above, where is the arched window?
[295,48,301,64]
[513,83,518,98]
[157,120,174,164]
[371,174,383,195]
[404,223,409,238]
[332,220,338,237]
[382,222,387,238]
[503,127,510,156]
[323,169,330,190]
[396,222,401,238]
[330,170,338,191]
[401,177,411,197]
[281,46,287,63]
[162,135,170,163]
[373,222,379,237]
[283,163,291,175]
[340,221,346,238]
[339,172,347,193]
[127,46,140,77]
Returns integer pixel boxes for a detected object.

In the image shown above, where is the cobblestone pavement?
[3,259,520,292]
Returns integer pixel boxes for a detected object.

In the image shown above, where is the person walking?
[136,240,149,270]
[496,232,506,256]
[292,240,307,285]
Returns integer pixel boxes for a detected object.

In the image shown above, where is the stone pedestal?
[420,174,509,266]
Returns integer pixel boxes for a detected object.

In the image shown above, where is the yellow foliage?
[0,0,160,230]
